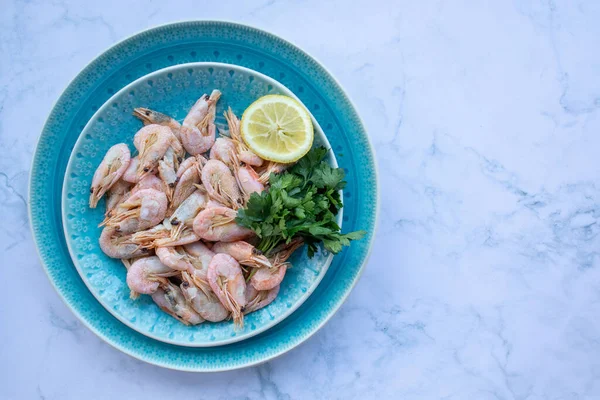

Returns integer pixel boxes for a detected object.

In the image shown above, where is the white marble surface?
[2,0,600,398]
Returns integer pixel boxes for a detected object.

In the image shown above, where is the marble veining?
[2,0,600,398]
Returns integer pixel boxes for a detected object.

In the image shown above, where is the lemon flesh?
[241,95,314,163]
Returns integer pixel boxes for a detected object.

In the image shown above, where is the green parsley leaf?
[311,162,346,190]
[236,146,366,257]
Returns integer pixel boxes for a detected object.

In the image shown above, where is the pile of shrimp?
[88,90,300,327]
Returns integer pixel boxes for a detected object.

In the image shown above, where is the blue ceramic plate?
[30,21,377,371]
[62,62,339,346]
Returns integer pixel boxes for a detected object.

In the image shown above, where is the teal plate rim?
[62,61,340,347]
[29,20,379,371]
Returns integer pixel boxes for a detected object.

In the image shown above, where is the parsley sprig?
[236,147,366,257]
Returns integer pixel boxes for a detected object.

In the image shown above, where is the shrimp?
[152,282,204,325]
[134,125,180,178]
[89,143,131,208]
[155,231,200,247]
[122,256,158,301]
[250,263,287,291]
[169,190,207,240]
[176,155,206,178]
[109,177,163,227]
[258,161,290,184]
[201,159,243,209]
[251,237,304,291]
[224,108,263,167]
[236,165,264,199]
[105,180,131,216]
[176,241,215,295]
[133,108,182,141]
[244,284,280,314]
[130,224,170,248]
[122,156,140,183]
[206,199,225,209]
[212,241,271,269]
[170,160,201,213]
[180,90,221,155]
[240,152,264,168]
[232,153,264,203]
[267,237,304,260]
[184,241,215,280]
[157,147,178,201]
[158,231,200,249]
[209,137,236,167]
[156,246,194,271]
[99,227,147,259]
[180,272,229,322]
[207,253,247,327]
[170,190,207,226]
[134,124,182,155]
[126,256,176,295]
[193,206,254,242]
[102,188,167,233]
[120,255,150,274]
[132,223,201,248]
[130,174,165,195]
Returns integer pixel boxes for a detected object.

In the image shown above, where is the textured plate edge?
[28,20,379,372]
[60,61,338,347]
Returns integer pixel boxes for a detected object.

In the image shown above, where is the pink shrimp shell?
[192,206,254,242]
[207,253,247,309]
[126,256,171,294]
[244,284,280,314]
[122,156,140,183]
[131,174,165,194]
[251,263,287,291]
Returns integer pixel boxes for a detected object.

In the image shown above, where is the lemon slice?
[241,95,314,163]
